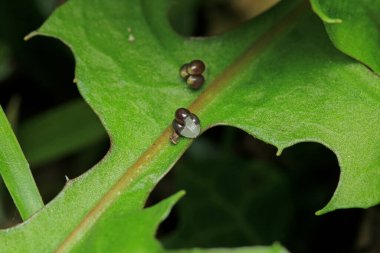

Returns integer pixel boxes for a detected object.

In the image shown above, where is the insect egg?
[172,119,184,134]
[170,108,201,144]
[175,108,190,124]
[179,63,190,79]
[187,60,205,75]
[186,75,204,89]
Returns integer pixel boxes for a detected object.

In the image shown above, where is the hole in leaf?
[145,168,179,238]
[0,36,109,228]
[0,178,22,228]
[169,0,280,36]
[148,126,364,252]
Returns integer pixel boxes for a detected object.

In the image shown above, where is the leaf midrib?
[55,2,308,252]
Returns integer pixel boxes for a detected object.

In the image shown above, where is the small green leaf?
[311,0,380,74]
[0,106,44,220]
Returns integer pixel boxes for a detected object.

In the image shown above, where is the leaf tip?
[24,31,39,41]
[272,242,289,253]
[175,190,186,200]
[310,0,343,24]
[315,204,334,216]
[324,18,343,24]
[314,210,324,216]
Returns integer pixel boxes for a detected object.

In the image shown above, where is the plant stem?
[0,106,44,220]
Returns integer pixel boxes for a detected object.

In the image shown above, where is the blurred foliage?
[0,0,106,230]
[0,41,12,82]
[155,128,363,253]
[17,99,106,167]
[165,137,293,247]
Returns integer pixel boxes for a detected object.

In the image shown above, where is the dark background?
[0,0,378,252]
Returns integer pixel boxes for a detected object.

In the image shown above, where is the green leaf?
[311,0,380,74]
[72,191,288,253]
[70,192,184,252]
[1,0,379,252]
[18,99,107,167]
[0,106,44,220]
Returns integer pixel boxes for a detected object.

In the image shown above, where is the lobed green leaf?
[0,0,379,252]
[311,0,380,74]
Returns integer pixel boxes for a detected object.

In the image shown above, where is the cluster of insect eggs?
[180,60,206,89]
[170,108,201,144]
[170,60,205,144]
